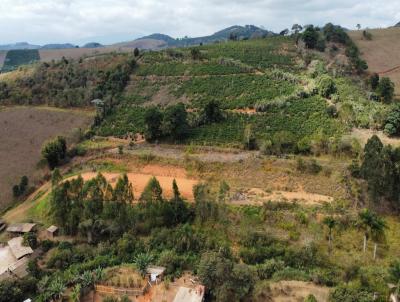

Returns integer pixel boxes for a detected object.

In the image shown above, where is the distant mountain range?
[395,22,400,27]
[133,25,274,49]
[0,42,41,50]
[0,42,103,51]
[41,43,77,49]
[0,25,274,51]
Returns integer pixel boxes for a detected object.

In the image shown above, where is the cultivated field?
[349,28,400,96]
[0,107,93,210]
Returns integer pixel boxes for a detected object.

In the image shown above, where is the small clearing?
[269,281,330,302]
[350,128,400,147]
[231,187,333,206]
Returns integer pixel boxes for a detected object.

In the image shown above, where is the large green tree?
[162,103,189,140]
[144,106,163,142]
[41,136,67,169]
[378,77,395,103]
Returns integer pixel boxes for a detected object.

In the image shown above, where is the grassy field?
[349,27,400,96]
[0,106,93,211]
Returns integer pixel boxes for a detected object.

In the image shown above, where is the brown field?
[38,46,132,62]
[0,107,93,210]
[349,28,400,95]
[0,51,6,68]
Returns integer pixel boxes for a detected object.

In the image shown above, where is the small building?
[8,237,33,259]
[173,286,205,302]
[46,225,59,238]
[146,266,166,283]
[8,257,29,278]
[6,223,36,234]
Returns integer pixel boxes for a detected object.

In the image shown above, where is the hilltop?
[134,25,274,48]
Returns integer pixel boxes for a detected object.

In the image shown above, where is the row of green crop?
[97,96,344,147]
[137,36,298,73]
[173,74,298,109]
[198,37,297,70]
[136,60,252,76]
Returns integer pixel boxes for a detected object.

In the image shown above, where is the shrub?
[41,239,56,252]
[326,105,338,118]
[296,158,322,174]
[317,75,337,98]
[378,77,395,103]
[272,267,310,282]
[255,259,285,280]
[42,136,67,169]
[329,284,374,302]
[23,232,38,249]
[305,295,317,302]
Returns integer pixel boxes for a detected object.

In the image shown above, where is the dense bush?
[41,136,67,169]
[317,75,337,98]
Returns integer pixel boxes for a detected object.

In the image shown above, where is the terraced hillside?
[98,36,386,149]
[349,27,400,96]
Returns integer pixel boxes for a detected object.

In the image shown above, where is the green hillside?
[0,32,393,152]
[96,35,387,151]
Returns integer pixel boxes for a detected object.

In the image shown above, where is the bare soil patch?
[231,187,333,206]
[269,281,330,302]
[0,107,92,210]
[71,170,197,201]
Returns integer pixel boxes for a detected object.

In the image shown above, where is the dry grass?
[269,281,330,302]
[38,46,132,62]
[0,107,92,210]
[349,28,400,95]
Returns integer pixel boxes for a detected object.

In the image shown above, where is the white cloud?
[0,0,399,45]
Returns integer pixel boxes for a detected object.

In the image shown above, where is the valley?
[0,22,400,302]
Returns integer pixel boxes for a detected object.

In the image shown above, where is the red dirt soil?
[70,167,198,201]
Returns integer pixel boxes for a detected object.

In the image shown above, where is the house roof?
[47,225,58,233]
[8,257,29,278]
[173,286,205,302]
[6,223,36,233]
[8,237,33,259]
[146,266,166,276]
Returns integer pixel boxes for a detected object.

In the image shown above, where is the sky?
[0,0,399,45]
